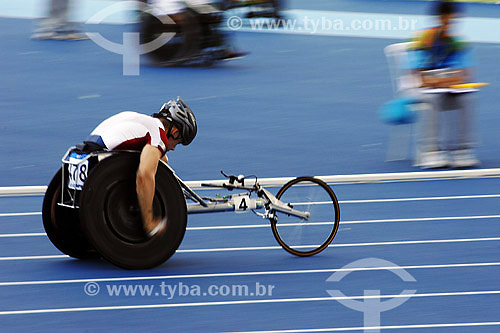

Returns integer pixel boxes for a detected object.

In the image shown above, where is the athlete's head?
[433,1,463,33]
[154,97,197,146]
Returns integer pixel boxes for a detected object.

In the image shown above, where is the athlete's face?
[440,13,457,34]
[167,127,183,151]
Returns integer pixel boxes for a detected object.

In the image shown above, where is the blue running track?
[1,0,500,331]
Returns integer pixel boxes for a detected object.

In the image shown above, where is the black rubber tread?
[41,168,97,259]
[79,152,187,269]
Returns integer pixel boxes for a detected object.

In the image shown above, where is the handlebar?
[201,182,257,192]
[220,170,246,186]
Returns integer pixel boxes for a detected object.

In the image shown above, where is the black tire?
[79,152,187,269]
[270,177,340,256]
[42,168,97,259]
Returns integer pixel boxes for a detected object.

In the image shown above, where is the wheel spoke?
[271,177,340,256]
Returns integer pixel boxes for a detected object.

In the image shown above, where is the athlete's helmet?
[158,97,197,145]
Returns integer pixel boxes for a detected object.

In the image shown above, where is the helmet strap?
[166,121,175,140]
[166,121,183,143]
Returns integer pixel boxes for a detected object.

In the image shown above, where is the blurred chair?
[381,41,429,162]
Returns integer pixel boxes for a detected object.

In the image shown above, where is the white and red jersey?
[90,111,169,156]
[148,0,213,15]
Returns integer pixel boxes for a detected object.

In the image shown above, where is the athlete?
[142,0,247,65]
[84,97,196,236]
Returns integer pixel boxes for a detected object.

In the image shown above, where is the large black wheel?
[42,169,97,259]
[270,177,340,256]
[79,152,187,269]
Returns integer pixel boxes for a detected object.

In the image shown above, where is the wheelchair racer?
[83,97,197,236]
[143,0,247,65]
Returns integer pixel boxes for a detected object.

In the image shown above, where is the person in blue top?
[409,0,479,169]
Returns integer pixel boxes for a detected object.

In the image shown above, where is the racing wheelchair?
[222,0,283,19]
[42,147,340,269]
[140,2,241,67]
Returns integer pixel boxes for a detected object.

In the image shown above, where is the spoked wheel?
[270,177,340,256]
[79,152,187,270]
[42,169,97,259]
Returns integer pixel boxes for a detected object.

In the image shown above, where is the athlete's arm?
[136,144,162,234]
[419,69,466,88]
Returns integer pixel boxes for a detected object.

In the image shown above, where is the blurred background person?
[142,0,247,66]
[410,0,479,169]
[31,0,88,40]
[224,0,284,20]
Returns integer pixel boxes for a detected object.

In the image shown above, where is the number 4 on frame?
[233,194,257,213]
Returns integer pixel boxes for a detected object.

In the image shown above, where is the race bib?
[67,152,89,190]
[233,194,257,213]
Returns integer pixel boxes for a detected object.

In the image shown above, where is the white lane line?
[1,261,500,287]
[1,237,500,261]
[341,194,500,204]
[0,233,46,238]
[0,186,47,197]
[77,94,101,100]
[188,214,500,229]
[224,321,500,333]
[297,194,500,205]
[0,290,499,316]
[189,215,500,230]
[1,214,499,237]
[0,255,68,261]
[0,212,41,217]
[341,215,500,224]
[177,237,500,253]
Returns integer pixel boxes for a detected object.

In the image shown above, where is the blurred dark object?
[141,2,248,67]
[221,0,283,19]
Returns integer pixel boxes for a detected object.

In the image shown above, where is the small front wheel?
[270,177,340,256]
